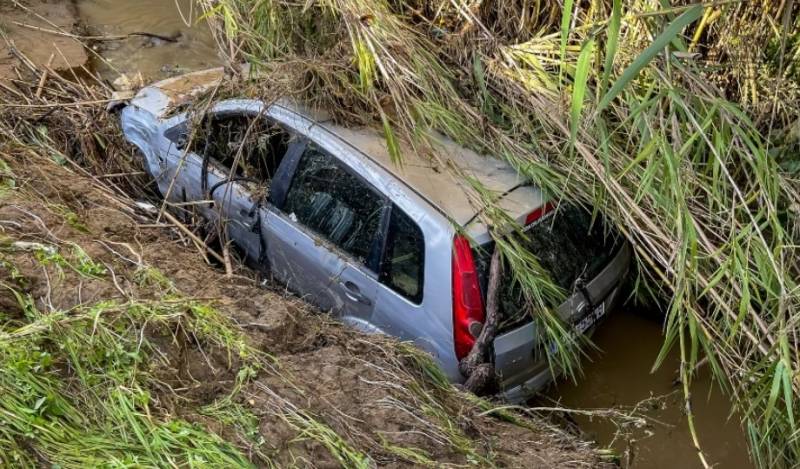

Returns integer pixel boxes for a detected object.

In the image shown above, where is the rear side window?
[379,206,424,304]
[283,143,385,268]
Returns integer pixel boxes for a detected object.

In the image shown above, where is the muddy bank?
[0,0,88,81]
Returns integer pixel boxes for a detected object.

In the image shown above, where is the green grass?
[0,234,261,466]
[0,293,256,467]
[285,409,372,469]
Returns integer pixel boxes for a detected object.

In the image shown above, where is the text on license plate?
[574,302,605,335]
[546,303,606,354]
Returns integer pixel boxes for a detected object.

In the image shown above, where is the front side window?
[380,206,425,303]
[283,143,385,267]
[177,113,292,183]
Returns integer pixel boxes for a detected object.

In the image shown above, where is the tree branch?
[460,245,501,393]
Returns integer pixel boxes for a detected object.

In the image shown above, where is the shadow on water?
[543,305,751,468]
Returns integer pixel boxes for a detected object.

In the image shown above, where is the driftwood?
[459,246,502,393]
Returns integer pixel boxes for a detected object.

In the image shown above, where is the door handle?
[339,280,372,306]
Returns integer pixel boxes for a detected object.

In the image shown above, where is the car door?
[206,170,263,258]
[154,118,198,206]
[162,109,293,263]
[160,114,260,256]
[372,203,426,339]
[160,114,217,218]
[262,139,388,327]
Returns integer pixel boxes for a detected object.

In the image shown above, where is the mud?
[75,0,219,82]
[2,0,219,84]
[0,0,89,81]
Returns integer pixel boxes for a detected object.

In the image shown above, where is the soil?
[0,139,604,466]
[0,0,88,82]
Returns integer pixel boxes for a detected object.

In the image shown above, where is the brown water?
[69,1,752,467]
[76,0,220,82]
[546,309,751,468]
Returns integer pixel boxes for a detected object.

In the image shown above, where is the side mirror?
[165,122,190,150]
[176,135,188,151]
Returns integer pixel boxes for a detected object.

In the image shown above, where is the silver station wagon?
[118,68,631,401]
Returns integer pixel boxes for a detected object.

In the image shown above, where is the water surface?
[547,309,751,468]
[76,0,219,81]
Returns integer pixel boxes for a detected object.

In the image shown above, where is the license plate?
[546,303,606,354]
[574,302,605,335]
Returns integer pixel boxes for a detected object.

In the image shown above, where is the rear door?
[262,140,387,325]
[372,204,426,338]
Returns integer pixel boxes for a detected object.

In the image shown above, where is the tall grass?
[198,0,800,466]
[0,272,257,466]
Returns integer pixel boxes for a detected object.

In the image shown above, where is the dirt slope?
[0,131,603,467]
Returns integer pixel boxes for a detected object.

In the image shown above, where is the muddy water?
[0,1,88,81]
[72,1,752,467]
[76,0,220,82]
[546,309,751,468]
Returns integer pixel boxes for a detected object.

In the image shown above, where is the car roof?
[127,68,543,228]
[313,121,534,227]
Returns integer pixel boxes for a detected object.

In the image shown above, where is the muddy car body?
[118,68,631,401]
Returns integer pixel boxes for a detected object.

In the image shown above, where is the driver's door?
[162,109,292,263]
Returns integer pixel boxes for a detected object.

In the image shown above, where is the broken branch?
[459,245,502,393]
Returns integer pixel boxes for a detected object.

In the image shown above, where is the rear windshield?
[475,205,622,326]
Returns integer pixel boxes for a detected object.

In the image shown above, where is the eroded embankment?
[0,127,604,466]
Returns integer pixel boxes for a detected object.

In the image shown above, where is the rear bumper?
[493,243,631,403]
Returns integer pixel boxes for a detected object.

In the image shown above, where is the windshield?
[474,205,623,328]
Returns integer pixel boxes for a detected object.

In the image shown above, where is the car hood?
[122,67,225,120]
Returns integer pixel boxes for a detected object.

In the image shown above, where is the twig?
[3,99,119,108]
[97,171,147,178]
[34,53,54,99]
[10,21,181,43]
[160,209,226,265]
[223,241,234,278]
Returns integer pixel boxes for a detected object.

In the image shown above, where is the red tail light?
[524,200,556,227]
[452,235,485,361]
